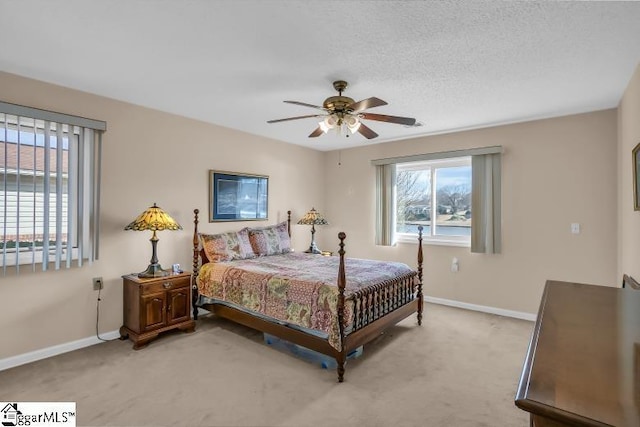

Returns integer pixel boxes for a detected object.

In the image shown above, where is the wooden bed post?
[192,209,200,321]
[336,231,347,383]
[287,210,291,237]
[417,225,424,325]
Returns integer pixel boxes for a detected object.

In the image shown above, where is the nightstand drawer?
[140,276,190,295]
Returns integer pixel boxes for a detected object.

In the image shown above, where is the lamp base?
[138,263,168,278]
[304,242,322,255]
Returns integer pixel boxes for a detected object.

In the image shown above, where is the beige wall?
[618,64,640,279]
[321,110,618,314]
[0,69,622,361]
[0,71,325,359]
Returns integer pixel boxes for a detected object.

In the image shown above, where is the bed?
[191,209,424,382]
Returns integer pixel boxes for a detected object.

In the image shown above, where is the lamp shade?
[124,203,182,232]
[297,207,328,226]
[125,203,182,278]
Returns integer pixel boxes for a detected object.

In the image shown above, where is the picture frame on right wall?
[634,142,640,210]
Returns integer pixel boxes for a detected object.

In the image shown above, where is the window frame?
[395,156,472,247]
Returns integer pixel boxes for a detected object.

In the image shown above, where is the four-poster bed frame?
[191,208,424,382]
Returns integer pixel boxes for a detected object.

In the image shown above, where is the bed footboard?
[350,273,418,331]
[338,225,423,333]
[335,226,423,382]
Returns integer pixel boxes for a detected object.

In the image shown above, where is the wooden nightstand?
[120,271,195,349]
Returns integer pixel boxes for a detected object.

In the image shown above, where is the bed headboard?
[191,208,292,274]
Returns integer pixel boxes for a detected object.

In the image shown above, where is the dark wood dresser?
[515,280,640,426]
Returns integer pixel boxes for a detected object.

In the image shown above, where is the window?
[396,157,472,245]
[374,146,502,253]
[0,102,105,274]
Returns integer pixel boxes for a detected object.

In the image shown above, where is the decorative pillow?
[248,221,291,256]
[236,228,255,258]
[200,228,256,262]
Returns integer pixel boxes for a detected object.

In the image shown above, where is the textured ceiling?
[1,1,640,151]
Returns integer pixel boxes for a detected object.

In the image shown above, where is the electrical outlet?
[92,277,103,291]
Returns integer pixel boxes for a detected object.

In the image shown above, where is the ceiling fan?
[267,80,417,140]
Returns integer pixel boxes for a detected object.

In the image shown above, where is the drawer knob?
[163,282,172,289]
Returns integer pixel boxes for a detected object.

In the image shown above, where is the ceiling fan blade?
[357,122,379,139]
[267,114,323,124]
[360,112,416,126]
[308,127,324,138]
[283,100,327,111]
[348,97,387,112]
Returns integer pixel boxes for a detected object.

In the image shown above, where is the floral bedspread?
[196,252,414,351]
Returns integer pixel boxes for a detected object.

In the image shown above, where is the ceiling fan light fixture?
[319,115,339,134]
[345,115,361,134]
[319,119,331,133]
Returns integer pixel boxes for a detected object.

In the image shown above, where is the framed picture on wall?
[634,143,640,210]
[209,170,268,222]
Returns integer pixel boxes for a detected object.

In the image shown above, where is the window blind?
[0,101,105,274]
[375,163,396,246]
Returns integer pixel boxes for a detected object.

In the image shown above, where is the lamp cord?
[96,287,118,342]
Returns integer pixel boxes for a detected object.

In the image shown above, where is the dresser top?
[515,280,640,426]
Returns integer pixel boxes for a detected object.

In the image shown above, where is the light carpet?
[0,303,533,427]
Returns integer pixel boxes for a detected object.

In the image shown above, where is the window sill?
[396,234,470,248]
[0,247,79,267]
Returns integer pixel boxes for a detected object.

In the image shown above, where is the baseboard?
[0,330,120,372]
[425,296,537,321]
[3,309,208,371]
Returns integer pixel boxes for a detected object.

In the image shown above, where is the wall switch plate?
[571,223,580,234]
[451,257,459,273]
[92,277,103,291]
